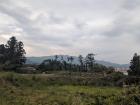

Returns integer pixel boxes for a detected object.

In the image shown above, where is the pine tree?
[129,53,140,76]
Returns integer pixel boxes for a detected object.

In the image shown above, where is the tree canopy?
[0,36,26,70]
[128,53,140,76]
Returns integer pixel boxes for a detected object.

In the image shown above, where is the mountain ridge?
[26,55,129,68]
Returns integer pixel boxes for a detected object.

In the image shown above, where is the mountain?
[95,60,129,68]
[26,55,129,68]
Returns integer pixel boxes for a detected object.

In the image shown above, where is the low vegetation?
[0,72,139,105]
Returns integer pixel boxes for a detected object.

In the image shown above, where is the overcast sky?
[0,0,140,64]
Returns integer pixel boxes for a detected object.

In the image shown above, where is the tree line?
[38,54,112,72]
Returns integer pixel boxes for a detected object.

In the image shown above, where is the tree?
[0,44,5,54]
[68,56,74,70]
[5,36,17,62]
[61,56,64,62]
[16,41,26,64]
[54,55,58,61]
[69,56,74,64]
[78,55,84,71]
[129,53,140,76]
[85,53,95,71]
[1,36,26,70]
[0,44,6,63]
[0,36,26,70]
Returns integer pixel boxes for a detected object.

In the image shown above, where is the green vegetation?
[0,36,26,71]
[0,72,139,105]
[38,54,114,72]
[128,53,140,76]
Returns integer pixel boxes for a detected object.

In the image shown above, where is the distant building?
[115,68,129,75]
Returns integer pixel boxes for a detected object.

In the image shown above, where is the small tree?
[129,53,140,76]
[85,53,95,71]
[16,41,26,64]
[68,56,74,70]
[54,55,58,61]
[69,56,74,64]
[78,55,84,71]
[0,44,6,63]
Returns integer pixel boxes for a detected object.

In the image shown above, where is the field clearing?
[0,71,139,105]
[0,84,122,105]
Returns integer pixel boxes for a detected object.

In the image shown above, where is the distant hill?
[26,55,129,68]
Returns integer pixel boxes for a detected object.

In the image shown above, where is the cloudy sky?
[0,0,140,64]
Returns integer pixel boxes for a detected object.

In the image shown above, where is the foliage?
[128,53,140,76]
[38,59,80,72]
[0,36,26,70]
[85,53,95,71]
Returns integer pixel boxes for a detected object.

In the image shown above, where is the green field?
[0,72,139,105]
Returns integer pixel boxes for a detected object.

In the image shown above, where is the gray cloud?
[0,1,74,46]
[123,0,140,10]
[0,0,140,63]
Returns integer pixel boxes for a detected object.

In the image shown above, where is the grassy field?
[0,72,139,105]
